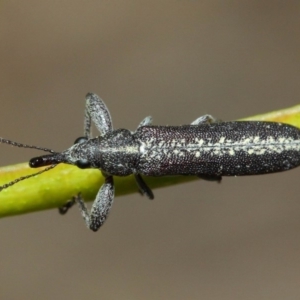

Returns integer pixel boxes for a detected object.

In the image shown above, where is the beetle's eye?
[76,159,91,169]
[74,137,88,145]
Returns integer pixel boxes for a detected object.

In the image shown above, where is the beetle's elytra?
[1,93,300,231]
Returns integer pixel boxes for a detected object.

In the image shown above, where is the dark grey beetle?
[1,93,300,231]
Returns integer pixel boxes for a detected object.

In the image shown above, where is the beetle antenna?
[0,137,58,191]
[0,164,57,192]
[0,137,55,153]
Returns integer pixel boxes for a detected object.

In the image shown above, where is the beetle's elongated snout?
[29,153,63,168]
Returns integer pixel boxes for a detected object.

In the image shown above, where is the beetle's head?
[29,136,92,170]
[0,136,92,192]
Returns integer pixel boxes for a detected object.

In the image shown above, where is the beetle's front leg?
[74,176,114,232]
[84,93,113,138]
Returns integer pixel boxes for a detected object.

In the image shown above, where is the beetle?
[1,93,300,231]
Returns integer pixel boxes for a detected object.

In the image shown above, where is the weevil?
[1,93,300,231]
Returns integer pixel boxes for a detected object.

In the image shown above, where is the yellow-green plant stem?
[0,104,300,218]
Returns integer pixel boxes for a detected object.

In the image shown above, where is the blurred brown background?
[1,1,300,299]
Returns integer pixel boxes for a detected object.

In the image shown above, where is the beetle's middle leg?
[137,116,153,129]
[135,117,154,200]
[135,174,154,200]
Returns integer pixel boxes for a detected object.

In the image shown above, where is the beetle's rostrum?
[1,93,300,231]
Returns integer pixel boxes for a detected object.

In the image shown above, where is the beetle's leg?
[74,176,114,232]
[191,114,219,125]
[197,174,222,183]
[59,199,76,215]
[134,174,154,200]
[137,116,152,129]
[84,93,113,138]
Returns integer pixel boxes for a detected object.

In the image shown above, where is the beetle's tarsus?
[58,199,76,215]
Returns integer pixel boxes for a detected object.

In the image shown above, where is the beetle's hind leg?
[135,174,154,200]
[191,114,220,125]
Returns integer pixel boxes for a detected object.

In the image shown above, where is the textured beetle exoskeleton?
[3,93,300,232]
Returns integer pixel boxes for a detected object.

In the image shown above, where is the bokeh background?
[1,1,300,299]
